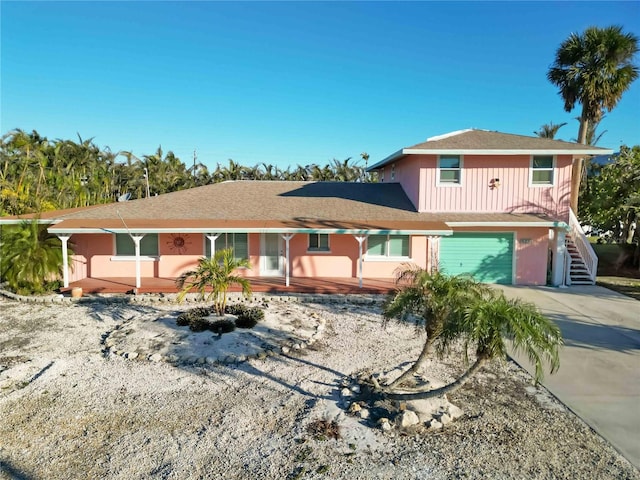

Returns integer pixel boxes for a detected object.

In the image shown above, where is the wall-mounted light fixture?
[489,178,501,190]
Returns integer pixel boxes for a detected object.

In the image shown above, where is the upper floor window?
[308,233,330,252]
[205,233,248,260]
[115,233,159,257]
[366,234,409,258]
[531,155,554,186]
[438,155,462,185]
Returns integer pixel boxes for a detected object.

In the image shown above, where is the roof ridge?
[425,129,476,142]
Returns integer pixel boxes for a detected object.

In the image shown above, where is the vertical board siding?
[413,154,572,221]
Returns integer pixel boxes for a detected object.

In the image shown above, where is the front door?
[261,233,283,276]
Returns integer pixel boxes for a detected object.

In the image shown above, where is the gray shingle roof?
[368,129,613,170]
[1,180,566,233]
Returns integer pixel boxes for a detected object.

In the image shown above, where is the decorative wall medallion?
[167,233,192,255]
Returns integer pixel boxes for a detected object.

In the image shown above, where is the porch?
[62,276,398,295]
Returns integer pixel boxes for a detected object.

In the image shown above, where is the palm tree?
[0,219,72,294]
[534,121,567,139]
[175,248,252,315]
[382,267,490,388]
[548,25,639,212]
[383,293,562,401]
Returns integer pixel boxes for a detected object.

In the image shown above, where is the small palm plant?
[176,248,252,315]
[0,219,72,294]
[382,266,490,388]
[382,275,562,401]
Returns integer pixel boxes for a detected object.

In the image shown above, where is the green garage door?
[440,232,514,284]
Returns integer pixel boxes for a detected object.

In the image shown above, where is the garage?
[439,232,514,284]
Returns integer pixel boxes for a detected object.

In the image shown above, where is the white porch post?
[131,234,144,289]
[428,235,441,274]
[353,235,368,289]
[58,234,71,288]
[281,234,296,287]
[206,234,220,259]
[550,229,567,287]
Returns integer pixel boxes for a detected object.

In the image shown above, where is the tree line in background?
[0,129,373,216]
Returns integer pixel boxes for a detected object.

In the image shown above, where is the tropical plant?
[534,121,567,139]
[379,269,562,401]
[383,293,563,401]
[547,25,639,212]
[0,219,72,294]
[175,248,252,315]
[382,267,490,388]
[581,145,640,259]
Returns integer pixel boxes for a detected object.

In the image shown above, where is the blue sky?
[2,1,639,172]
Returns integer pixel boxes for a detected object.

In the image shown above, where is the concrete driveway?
[497,285,640,469]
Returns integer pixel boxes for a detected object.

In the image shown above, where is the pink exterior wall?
[449,226,549,285]
[69,229,546,285]
[389,156,422,210]
[395,154,572,222]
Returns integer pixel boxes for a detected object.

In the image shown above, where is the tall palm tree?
[383,293,562,401]
[534,121,567,139]
[176,248,252,315]
[382,267,490,388]
[0,219,72,294]
[548,25,639,212]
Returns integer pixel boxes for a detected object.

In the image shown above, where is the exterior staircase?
[566,210,598,285]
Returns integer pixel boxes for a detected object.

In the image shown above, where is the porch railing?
[568,209,598,284]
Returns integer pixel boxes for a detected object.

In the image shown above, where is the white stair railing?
[568,209,598,283]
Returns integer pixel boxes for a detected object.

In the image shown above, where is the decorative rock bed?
[100,301,330,366]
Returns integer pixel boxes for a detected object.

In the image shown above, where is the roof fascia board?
[403,148,613,156]
[366,149,404,171]
[47,227,454,236]
[0,219,56,225]
[447,221,568,228]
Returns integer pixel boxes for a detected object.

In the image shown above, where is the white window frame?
[307,233,330,253]
[364,234,411,261]
[530,155,555,187]
[204,233,249,261]
[436,155,463,187]
[112,233,159,261]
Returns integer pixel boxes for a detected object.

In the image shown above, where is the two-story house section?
[367,129,612,286]
[0,129,611,292]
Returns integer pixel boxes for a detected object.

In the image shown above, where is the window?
[308,233,329,252]
[438,155,462,185]
[115,233,158,256]
[366,235,409,258]
[531,155,554,185]
[390,164,396,181]
[205,233,248,260]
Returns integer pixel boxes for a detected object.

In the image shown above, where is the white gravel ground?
[0,294,638,480]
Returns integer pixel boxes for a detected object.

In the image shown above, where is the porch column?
[550,228,567,287]
[131,234,145,289]
[57,234,72,288]
[427,235,441,274]
[281,234,296,287]
[353,235,368,289]
[206,234,220,259]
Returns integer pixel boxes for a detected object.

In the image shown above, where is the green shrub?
[189,316,211,332]
[230,305,265,329]
[235,316,258,329]
[210,319,236,335]
[177,307,213,327]
[225,304,249,316]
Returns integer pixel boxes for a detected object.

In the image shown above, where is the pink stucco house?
[1,129,611,291]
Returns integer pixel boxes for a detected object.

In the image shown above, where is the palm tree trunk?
[387,337,434,389]
[383,356,488,401]
[571,112,589,213]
